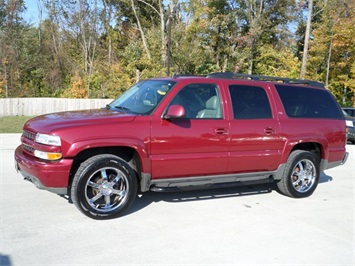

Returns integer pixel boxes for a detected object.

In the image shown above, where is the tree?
[308,0,355,105]
[236,0,294,74]
[0,0,27,97]
[254,44,300,78]
[299,0,313,79]
[3,0,353,104]
[329,1,355,105]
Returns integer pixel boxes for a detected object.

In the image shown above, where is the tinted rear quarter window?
[275,85,343,119]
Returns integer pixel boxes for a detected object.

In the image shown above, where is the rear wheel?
[277,150,319,198]
[71,154,137,219]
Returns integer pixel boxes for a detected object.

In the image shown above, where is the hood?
[344,115,355,129]
[24,109,136,133]
[344,115,355,122]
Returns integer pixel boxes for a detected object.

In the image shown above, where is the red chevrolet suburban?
[15,73,349,219]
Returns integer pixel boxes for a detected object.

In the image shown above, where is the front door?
[150,83,230,179]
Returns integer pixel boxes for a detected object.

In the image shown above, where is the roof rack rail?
[206,72,324,88]
[172,73,206,78]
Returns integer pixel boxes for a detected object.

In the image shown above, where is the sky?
[23,0,41,25]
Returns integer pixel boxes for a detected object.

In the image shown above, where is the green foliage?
[307,0,355,105]
[254,45,300,78]
[0,0,353,107]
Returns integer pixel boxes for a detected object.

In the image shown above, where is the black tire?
[71,154,137,219]
[277,150,320,198]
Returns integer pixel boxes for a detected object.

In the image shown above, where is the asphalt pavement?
[1,134,354,266]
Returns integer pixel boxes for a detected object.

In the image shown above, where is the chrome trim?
[289,158,317,193]
[83,166,129,213]
[341,152,349,165]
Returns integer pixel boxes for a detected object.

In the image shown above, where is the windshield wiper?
[113,105,131,113]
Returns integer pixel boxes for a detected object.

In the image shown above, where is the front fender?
[64,137,151,173]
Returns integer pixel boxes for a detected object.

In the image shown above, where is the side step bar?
[149,172,275,192]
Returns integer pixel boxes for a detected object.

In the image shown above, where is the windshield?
[108,80,176,115]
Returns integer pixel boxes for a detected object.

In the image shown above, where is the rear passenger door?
[227,84,285,173]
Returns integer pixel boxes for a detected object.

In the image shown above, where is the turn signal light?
[34,150,62,161]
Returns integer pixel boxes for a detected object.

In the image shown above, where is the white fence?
[0,98,113,117]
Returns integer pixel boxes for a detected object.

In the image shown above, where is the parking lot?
[1,133,354,265]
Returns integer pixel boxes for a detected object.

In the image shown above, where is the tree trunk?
[247,41,257,75]
[167,10,172,76]
[102,0,113,65]
[325,38,332,88]
[160,0,166,68]
[131,0,151,61]
[37,0,43,47]
[246,0,264,75]
[300,0,313,79]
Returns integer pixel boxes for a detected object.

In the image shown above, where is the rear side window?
[275,85,343,119]
[229,85,272,119]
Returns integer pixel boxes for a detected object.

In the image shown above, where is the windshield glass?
[108,80,176,115]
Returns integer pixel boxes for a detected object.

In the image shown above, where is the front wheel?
[277,150,320,198]
[71,154,138,219]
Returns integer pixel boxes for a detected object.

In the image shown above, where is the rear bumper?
[323,151,349,170]
[15,145,72,195]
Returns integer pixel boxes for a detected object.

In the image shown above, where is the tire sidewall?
[283,151,320,198]
[72,155,137,219]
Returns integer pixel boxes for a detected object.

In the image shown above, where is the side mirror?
[163,105,185,120]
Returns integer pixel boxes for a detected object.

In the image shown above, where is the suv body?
[343,110,355,144]
[15,73,348,219]
[343,107,355,117]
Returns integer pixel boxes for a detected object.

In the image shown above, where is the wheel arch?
[275,141,325,181]
[290,142,323,163]
[68,146,145,190]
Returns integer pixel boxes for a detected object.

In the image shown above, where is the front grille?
[23,143,35,154]
[23,130,36,140]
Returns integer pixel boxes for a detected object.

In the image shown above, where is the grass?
[0,116,33,133]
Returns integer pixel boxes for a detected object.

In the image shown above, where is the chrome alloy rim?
[84,167,129,213]
[291,159,316,193]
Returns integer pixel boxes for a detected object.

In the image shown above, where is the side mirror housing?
[163,105,185,120]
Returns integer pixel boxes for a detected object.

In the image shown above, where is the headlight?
[35,133,61,146]
[346,120,354,127]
